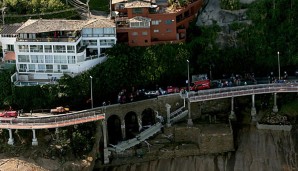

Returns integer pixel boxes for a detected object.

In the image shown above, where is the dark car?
[295,69,298,77]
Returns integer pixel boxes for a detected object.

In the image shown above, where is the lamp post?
[1,7,6,26]
[90,76,93,108]
[277,51,280,80]
[187,60,190,92]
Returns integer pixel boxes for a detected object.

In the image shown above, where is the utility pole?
[1,7,6,26]
[87,0,91,18]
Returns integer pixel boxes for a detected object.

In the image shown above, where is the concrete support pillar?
[166,104,171,127]
[7,129,14,145]
[121,120,126,140]
[138,116,142,131]
[229,97,236,120]
[55,128,59,140]
[32,129,38,146]
[102,120,110,164]
[272,93,278,113]
[187,101,193,127]
[251,94,257,121]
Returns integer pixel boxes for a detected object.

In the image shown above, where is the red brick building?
[111,0,204,46]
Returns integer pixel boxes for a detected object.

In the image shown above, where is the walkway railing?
[108,122,163,153]
[188,83,298,102]
[0,107,105,129]
[169,106,188,124]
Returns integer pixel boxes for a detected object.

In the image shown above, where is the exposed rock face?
[232,126,297,171]
[103,125,298,171]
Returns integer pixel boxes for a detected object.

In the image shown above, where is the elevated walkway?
[0,107,105,129]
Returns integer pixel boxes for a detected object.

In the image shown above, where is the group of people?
[268,71,288,83]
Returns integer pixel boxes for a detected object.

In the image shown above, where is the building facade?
[111,0,204,46]
[0,18,116,85]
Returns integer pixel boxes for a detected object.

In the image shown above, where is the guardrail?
[0,107,105,129]
[188,83,298,102]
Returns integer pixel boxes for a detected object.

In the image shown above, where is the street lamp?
[277,51,280,80]
[187,60,190,92]
[1,7,7,26]
[90,76,93,108]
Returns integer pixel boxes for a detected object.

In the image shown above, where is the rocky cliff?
[101,124,298,171]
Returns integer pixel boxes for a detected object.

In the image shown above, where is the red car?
[190,80,211,91]
[166,86,180,94]
[0,111,18,118]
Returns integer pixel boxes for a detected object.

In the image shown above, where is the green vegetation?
[220,0,240,10]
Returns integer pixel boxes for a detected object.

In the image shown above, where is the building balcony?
[17,36,80,43]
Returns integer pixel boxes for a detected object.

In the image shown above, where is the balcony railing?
[17,36,80,43]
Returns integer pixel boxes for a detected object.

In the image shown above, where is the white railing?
[171,110,188,124]
[170,106,184,118]
[0,107,105,129]
[188,83,298,102]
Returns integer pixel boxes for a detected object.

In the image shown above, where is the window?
[53,45,66,53]
[166,29,172,32]
[132,8,142,14]
[89,40,97,46]
[100,39,115,46]
[28,64,35,71]
[61,65,68,70]
[31,55,44,63]
[18,55,30,62]
[152,20,159,25]
[18,45,29,52]
[132,32,138,36]
[142,32,148,36]
[38,64,46,71]
[45,55,53,63]
[154,29,159,33]
[165,20,173,25]
[44,45,52,53]
[67,45,75,53]
[68,56,76,64]
[46,65,53,70]
[130,21,149,28]
[7,44,14,51]
[54,55,67,63]
[19,64,27,71]
[30,45,43,52]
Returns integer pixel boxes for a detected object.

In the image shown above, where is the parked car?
[144,90,159,98]
[166,86,180,94]
[295,69,298,77]
[50,106,69,114]
[0,111,17,118]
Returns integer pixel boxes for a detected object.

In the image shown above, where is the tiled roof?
[84,19,115,28]
[129,16,151,22]
[0,24,22,35]
[16,19,115,33]
[125,1,152,8]
[4,52,15,61]
[16,19,86,33]
[112,0,127,4]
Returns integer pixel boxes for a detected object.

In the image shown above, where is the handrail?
[0,107,105,129]
[188,83,298,102]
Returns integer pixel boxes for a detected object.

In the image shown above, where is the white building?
[0,18,116,85]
